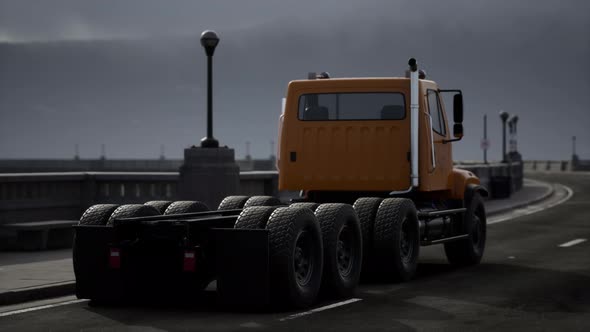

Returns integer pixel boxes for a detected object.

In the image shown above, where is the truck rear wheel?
[164,201,209,215]
[266,207,323,308]
[444,193,486,266]
[234,206,278,229]
[373,198,419,282]
[289,202,320,212]
[353,197,383,277]
[79,204,121,225]
[144,201,173,214]
[218,196,250,210]
[107,204,160,225]
[315,203,362,298]
[244,196,282,208]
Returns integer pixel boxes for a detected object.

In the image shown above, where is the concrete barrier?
[0,171,278,227]
[524,159,590,172]
[454,161,523,198]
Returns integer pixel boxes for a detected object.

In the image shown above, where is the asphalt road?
[1,173,588,332]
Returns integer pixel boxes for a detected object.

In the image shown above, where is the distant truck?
[73,59,488,309]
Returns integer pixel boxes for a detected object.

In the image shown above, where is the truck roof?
[288,77,437,90]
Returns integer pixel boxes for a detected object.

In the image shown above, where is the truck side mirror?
[453,93,463,123]
[453,123,464,138]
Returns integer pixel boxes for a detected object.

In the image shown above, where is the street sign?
[481,138,490,150]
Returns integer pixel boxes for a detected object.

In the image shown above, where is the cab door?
[425,89,452,190]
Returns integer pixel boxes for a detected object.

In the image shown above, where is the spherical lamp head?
[200,30,219,56]
[499,110,509,122]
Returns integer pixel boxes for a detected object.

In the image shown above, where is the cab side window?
[427,90,446,136]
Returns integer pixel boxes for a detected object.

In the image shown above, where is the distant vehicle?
[73,59,488,309]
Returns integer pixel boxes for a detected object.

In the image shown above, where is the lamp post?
[200,30,220,148]
[499,110,509,162]
[511,115,519,153]
[572,136,577,157]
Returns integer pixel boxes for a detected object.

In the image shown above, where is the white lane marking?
[559,238,587,248]
[0,299,87,317]
[488,184,573,225]
[279,298,362,321]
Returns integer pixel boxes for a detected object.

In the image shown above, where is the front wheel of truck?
[444,193,486,266]
[266,207,323,308]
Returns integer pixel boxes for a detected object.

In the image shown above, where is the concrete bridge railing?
[0,171,279,225]
[0,161,523,226]
[523,160,590,172]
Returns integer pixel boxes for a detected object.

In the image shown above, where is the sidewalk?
[0,178,555,306]
[0,249,73,305]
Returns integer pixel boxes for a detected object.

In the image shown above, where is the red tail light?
[183,250,196,272]
[109,248,121,269]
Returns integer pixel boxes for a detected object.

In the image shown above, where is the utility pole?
[270,140,275,159]
[160,145,165,160]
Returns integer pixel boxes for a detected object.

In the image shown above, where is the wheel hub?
[337,225,355,277]
[294,230,313,286]
[400,217,414,265]
[471,211,484,251]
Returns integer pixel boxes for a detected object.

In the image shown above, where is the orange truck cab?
[277,60,481,202]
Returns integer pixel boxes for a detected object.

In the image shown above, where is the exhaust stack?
[409,58,419,188]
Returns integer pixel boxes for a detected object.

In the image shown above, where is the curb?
[0,281,76,306]
[486,179,556,217]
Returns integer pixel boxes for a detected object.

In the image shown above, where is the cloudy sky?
[0,0,588,161]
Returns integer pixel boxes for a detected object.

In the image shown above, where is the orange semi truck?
[73,59,488,309]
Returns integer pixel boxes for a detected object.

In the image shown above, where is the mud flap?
[212,228,269,308]
[73,225,117,300]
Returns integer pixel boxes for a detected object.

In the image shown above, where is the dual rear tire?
[372,198,420,282]
[233,203,363,307]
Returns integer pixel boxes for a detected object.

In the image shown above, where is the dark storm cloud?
[0,0,361,41]
[0,0,588,161]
